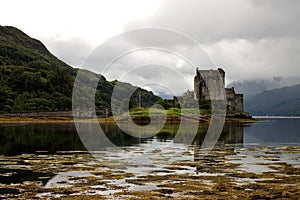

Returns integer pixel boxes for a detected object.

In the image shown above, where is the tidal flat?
[0,145,299,199]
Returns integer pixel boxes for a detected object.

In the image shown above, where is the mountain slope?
[245,84,300,116]
[0,26,160,113]
[0,26,71,69]
[227,77,300,99]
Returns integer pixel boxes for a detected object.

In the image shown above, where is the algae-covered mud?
[0,118,299,199]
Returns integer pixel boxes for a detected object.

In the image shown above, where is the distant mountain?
[227,77,300,99]
[0,26,160,113]
[245,84,300,116]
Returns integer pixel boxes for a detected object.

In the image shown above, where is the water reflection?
[1,118,300,156]
[0,123,86,156]
[0,122,246,156]
[193,122,244,147]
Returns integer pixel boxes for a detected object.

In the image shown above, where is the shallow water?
[0,118,299,199]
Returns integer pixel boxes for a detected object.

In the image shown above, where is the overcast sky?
[1,0,299,95]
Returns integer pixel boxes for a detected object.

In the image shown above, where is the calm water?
[244,117,300,145]
[0,118,299,156]
[0,118,299,198]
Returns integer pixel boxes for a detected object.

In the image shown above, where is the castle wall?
[194,68,225,100]
[194,68,244,113]
[226,93,244,112]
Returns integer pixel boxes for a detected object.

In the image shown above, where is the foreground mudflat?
[0,145,299,199]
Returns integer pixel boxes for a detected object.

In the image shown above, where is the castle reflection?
[193,122,246,161]
[192,122,244,146]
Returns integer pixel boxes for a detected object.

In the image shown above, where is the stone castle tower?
[194,68,244,112]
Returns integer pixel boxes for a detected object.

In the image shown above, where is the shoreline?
[0,115,257,124]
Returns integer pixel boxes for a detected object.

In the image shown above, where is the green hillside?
[0,26,160,113]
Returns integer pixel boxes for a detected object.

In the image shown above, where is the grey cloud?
[42,0,300,96]
[42,37,94,67]
[125,0,300,43]
[101,49,196,95]
[76,28,215,95]
[123,0,300,83]
[205,36,300,83]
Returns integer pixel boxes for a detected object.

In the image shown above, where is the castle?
[194,68,244,113]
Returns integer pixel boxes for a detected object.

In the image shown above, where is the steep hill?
[245,84,300,116]
[0,26,160,113]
